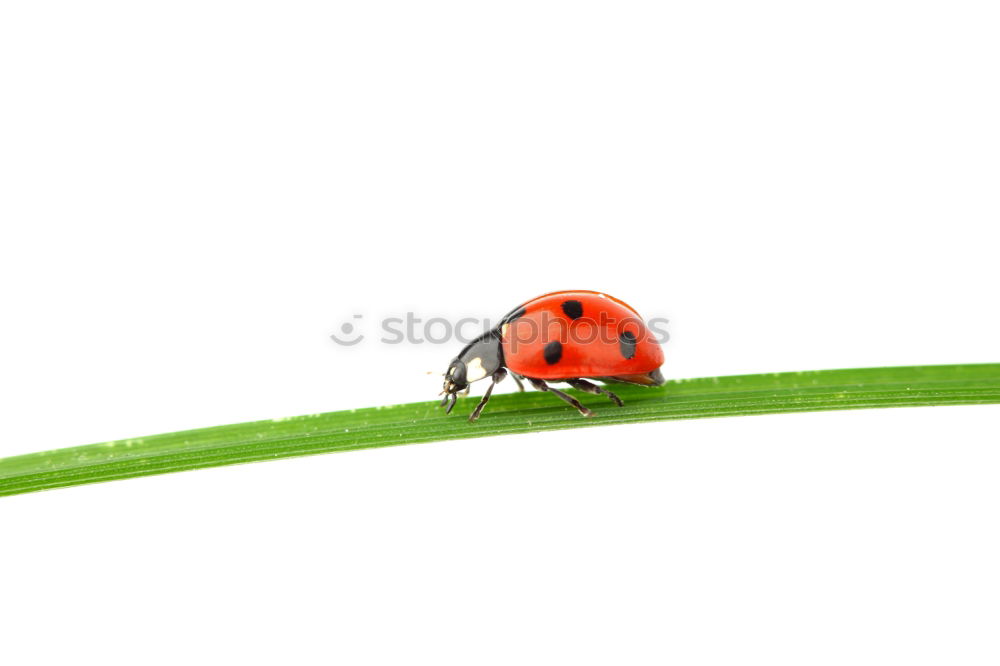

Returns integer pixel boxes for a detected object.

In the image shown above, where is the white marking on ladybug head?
[501,323,509,338]
[465,357,488,382]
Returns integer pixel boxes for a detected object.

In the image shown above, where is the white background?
[2,1,999,664]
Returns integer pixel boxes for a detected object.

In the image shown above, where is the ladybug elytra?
[441,290,666,421]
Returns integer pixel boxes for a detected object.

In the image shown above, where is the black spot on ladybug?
[543,340,563,365]
[560,300,584,320]
[619,331,637,360]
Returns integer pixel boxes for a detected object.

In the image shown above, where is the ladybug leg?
[566,379,624,407]
[469,368,507,422]
[510,372,526,392]
[528,378,594,418]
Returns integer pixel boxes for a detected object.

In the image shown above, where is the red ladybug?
[441,290,666,421]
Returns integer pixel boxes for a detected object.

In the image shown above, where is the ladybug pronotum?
[440,290,665,421]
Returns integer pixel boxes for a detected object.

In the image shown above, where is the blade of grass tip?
[1,364,999,497]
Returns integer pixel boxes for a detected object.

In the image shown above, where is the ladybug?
[440,290,666,421]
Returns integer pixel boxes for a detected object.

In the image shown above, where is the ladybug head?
[439,331,504,413]
[442,360,468,394]
[439,360,469,414]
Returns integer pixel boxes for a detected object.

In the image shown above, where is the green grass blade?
[2,364,999,497]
